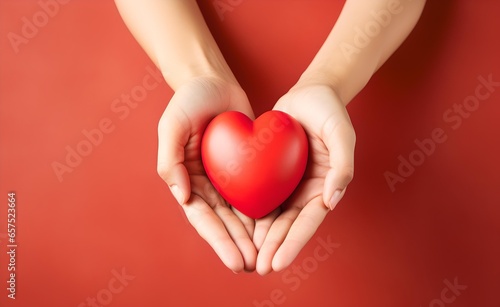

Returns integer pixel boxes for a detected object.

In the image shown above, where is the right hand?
[157,76,257,272]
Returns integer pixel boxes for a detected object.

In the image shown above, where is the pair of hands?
[157,76,355,274]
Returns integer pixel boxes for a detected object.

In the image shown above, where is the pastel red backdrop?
[0,1,499,306]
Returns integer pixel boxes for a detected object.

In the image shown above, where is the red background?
[1,0,499,306]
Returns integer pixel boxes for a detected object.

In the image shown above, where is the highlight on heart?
[201,111,309,219]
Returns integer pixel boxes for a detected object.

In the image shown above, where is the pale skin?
[115,0,426,274]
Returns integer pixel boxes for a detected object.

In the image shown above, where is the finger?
[272,196,328,271]
[253,207,281,251]
[256,179,324,274]
[157,102,191,205]
[255,206,301,275]
[182,194,245,272]
[215,205,257,272]
[321,115,355,210]
[193,178,256,272]
[232,207,255,239]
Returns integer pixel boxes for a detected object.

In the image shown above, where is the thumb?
[321,115,356,211]
[157,105,191,205]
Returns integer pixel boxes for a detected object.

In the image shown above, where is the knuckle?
[340,165,355,183]
[156,163,170,182]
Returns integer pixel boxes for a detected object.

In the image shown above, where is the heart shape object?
[201,111,308,219]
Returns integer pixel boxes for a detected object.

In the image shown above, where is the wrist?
[293,68,348,106]
[159,41,238,91]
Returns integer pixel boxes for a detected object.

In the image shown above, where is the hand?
[255,83,356,275]
[157,76,257,272]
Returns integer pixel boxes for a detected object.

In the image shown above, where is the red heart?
[201,111,308,219]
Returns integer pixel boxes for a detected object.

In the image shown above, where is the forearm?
[114,0,236,90]
[298,0,426,104]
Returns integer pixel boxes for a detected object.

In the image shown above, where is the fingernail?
[170,185,184,205]
[328,189,343,211]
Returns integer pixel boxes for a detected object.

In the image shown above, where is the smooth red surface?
[0,1,499,307]
[201,111,308,219]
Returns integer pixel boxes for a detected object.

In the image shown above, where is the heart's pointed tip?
[241,212,263,220]
[240,209,276,220]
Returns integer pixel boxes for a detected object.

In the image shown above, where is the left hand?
[157,76,257,272]
[254,83,356,275]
